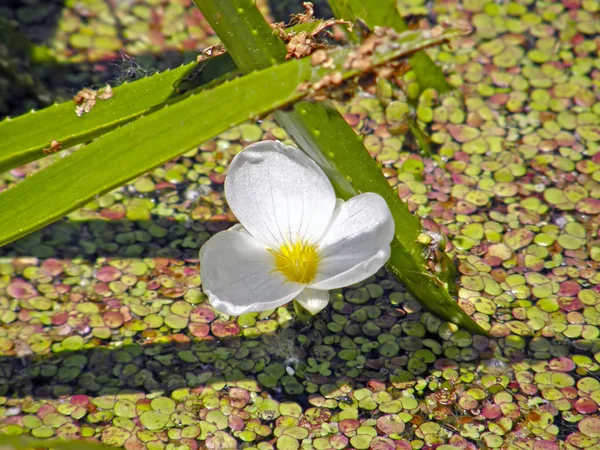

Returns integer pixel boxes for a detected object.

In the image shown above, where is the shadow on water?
[0,0,235,119]
[0,305,426,407]
[0,0,333,120]
[267,0,333,22]
[0,217,232,260]
[0,216,438,404]
[1,329,309,402]
[0,217,427,405]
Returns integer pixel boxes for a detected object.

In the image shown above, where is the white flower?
[200,140,394,316]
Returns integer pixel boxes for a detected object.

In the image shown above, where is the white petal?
[225,141,336,249]
[295,288,330,315]
[310,193,394,290]
[227,223,249,234]
[310,246,390,290]
[200,230,304,315]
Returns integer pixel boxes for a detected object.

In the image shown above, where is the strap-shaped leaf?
[0,54,238,173]
[0,27,458,248]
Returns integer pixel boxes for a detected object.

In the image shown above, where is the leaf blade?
[0,28,455,247]
[0,54,238,173]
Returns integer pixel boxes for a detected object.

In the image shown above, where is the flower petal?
[228,223,249,234]
[310,246,390,290]
[200,230,304,315]
[295,288,330,315]
[310,193,394,290]
[225,140,336,249]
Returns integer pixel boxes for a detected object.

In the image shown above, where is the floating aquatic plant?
[5,0,600,449]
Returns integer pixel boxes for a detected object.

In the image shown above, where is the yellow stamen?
[268,241,319,283]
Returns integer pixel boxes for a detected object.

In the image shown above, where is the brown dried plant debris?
[197,43,226,62]
[73,84,113,117]
[305,68,362,103]
[97,85,113,100]
[271,2,352,60]
[311,71,343,91]
[305,29,415,102]
[342,28,390,72]
[302,23,458,103]
[42,140,62,155]
[342,25,458,73]
[289,1,315,25]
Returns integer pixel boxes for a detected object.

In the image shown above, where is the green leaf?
[0,27,456,248]
[278,102,484,335]
[0,54,237,173]
[192,0,287,72]
[328,0,452,94]
[0,435,122,450]
[194,0,487,336]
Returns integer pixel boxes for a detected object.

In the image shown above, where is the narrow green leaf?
[172,53,239,94]
[277,102,484,335]
[191,0,287,72]
[0,435,122,450]
[0,54,237,173]
[195,0,487,335]
[328,0,452,93]
[0,27,455,248]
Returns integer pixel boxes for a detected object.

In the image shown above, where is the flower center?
[269,241,319,284]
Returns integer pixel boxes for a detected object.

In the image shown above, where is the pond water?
[1,0,600,449]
